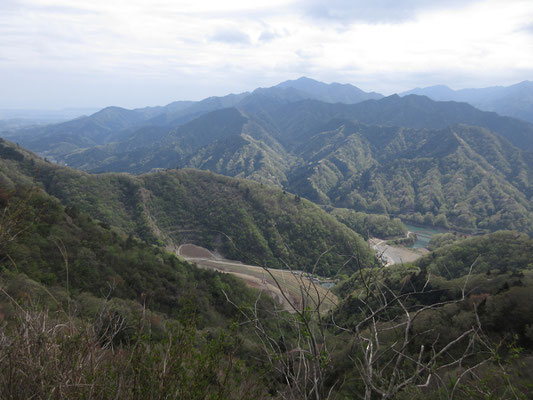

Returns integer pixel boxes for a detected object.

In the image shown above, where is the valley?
[5,79,532,235]
[2,76,533,399]
[3,0,533,394]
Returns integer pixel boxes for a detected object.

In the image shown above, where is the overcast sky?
[1,0,533,109]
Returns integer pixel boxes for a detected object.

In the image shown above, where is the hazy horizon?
[2,0,533,109]
[2,76,533,114]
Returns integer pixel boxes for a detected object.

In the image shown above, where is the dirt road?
[177,244,337,312]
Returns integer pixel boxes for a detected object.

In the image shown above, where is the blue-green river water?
[403,223,447,248]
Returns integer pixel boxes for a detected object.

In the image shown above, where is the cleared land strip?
[177,244,337,312]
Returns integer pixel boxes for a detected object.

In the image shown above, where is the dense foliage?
[8,90,532,234]
[2,137,533,398]
[329,207,407,239]
[141,169,375,276]
[290,123,533,233]
[0,186,268,327]
[335,231,533,339]
[427,232,469,251]
[0,168,283,398]
[328,232,533,398]
[4,90,533,399]
[31,118,533,235]
[0,139,376,277]
[0,305,267,400]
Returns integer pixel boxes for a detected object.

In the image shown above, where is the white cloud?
[0,0,532,107]
[299,0,483,24]
[210,28,251,45]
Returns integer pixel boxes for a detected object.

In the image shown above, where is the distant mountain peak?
[92,105,131,115]
[293,76,319,83]
[400,85,456,98]
[400,81,533,123]
[424,84,452,90]
[381,93,402,102]
[512,80,533,89]
[275,77,383,104]
[278,76,354,89]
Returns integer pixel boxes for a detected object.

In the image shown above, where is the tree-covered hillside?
[291,122,533,232]
[6,81,533,236]
[0,184,262,327]
[0,138,375,276]
[2,77,380,162]
[328,231,533,398]
[2,132,533,399]
[15,91,531,234]
[0,146,280,399]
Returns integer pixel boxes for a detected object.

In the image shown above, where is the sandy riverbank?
[369,238,429,265]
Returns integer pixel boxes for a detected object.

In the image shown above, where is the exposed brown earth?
[178,244,217,259]
[177,244,337,313]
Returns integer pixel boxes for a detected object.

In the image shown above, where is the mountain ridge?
[0,137,376,276]
[3,79,533,233]
[401,80,533,123]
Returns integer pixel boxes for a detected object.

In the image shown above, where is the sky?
[1,0,533,109]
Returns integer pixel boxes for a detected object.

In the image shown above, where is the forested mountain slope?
[2,133,533,400]
[4,83,533,234]
[289,122,533,232]
[3,77,380,161]
[247,94,533,151]
[0,183,261,327]
[50,104,533,233]
[0,138,375,276]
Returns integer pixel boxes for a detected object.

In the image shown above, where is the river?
[403,223,447,248]
[369,222,451,266]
